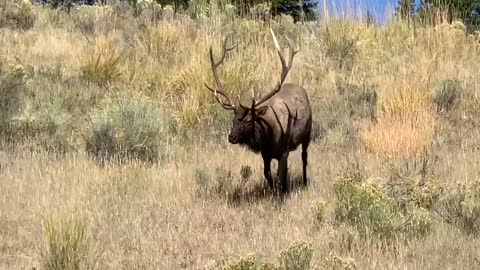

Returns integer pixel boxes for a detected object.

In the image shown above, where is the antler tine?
[204,33,238,110]
[204,82,235,110]
[251,28,300,108]
[212,33,238,68]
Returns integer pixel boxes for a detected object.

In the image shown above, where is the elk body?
[204,29,312,194]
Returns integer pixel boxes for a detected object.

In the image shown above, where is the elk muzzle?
[228,133,239,144]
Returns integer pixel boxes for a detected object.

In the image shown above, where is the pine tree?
[271,0,318,22]
[417,0,480,23]
[396,0,415,20]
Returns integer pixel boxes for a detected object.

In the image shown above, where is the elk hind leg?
[262,155,274,190]
[278,152,289,194]
[301,139,310,186]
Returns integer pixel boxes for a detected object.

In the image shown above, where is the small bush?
[278,241,313,270]
[433,79,461,112]
[320,22,358,71]
[86,94,162,163]
[209,253,276,270]
[194,166,210,197]
[384,175,443,212]
[336,79,378,121]
[311,200,327,225]
[70,5,115,35]
[324,253,357,270]
[208,241,313,270]
[333,176,433,244]
[194,165,249,203]
[434,181,480,235]
[41,215,100,270]
[0,58,26,139]
[0,0,36,30]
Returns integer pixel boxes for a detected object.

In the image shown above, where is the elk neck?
[241,116,272,154]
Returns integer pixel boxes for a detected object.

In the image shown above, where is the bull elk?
[204,29,312,194]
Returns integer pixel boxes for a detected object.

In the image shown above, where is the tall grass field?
[1,0,480,269]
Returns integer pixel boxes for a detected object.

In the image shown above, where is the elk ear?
[255,106,268,117]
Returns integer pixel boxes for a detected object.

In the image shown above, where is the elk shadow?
[227,171,308,206]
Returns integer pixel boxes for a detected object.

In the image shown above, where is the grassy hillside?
[1,1,480,269]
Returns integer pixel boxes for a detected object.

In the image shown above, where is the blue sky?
[316,0,410,24]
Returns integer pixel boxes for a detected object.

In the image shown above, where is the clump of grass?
[333,175,433,244]
[0,0,36,30]
[433,78,461,112]
[81,35,123,88]
[278,241,313,270]
[41,215,100,270]
[140,22,186,64]
[85,93,162,163]
[361,83,434,158]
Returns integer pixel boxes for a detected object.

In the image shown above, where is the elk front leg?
[278,152,289,194]
[262,154,274,190]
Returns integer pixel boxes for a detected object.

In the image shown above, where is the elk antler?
[204,33,238,110]
[241,28,299,110]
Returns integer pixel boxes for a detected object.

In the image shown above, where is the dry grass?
[1,1,480,269]
[362,80,435,158]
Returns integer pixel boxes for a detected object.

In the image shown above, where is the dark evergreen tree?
[271,0,317,22]
[364,9,375,26]
[396,0,415,19]
[417,0,480,24]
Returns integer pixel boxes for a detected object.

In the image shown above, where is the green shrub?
[336,79,378,121]
[70,5,115,35]
[0,0,36,30]
[194,165,249,203]
[324,253,357,270]
[311,78,377,149]
[311,200,327,225]
[433,79,461,112]
[434,181,480,235]
[86,94,162,163]
[278,241,313,270]
[0,58,26,139]
[194,166,210,197]
[208,241,313,270]
[333,176,433,244]
[320,23,358,71]
[41,215,100,270]
[384,175,443,211]
[209,253,276,270]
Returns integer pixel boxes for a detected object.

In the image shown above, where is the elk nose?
[228,134,238,144]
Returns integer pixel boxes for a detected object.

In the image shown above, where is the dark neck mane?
[239,118,271,153]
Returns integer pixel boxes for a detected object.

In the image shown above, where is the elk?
[204,29,312,194]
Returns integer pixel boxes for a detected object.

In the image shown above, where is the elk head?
[204,29,299,145]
